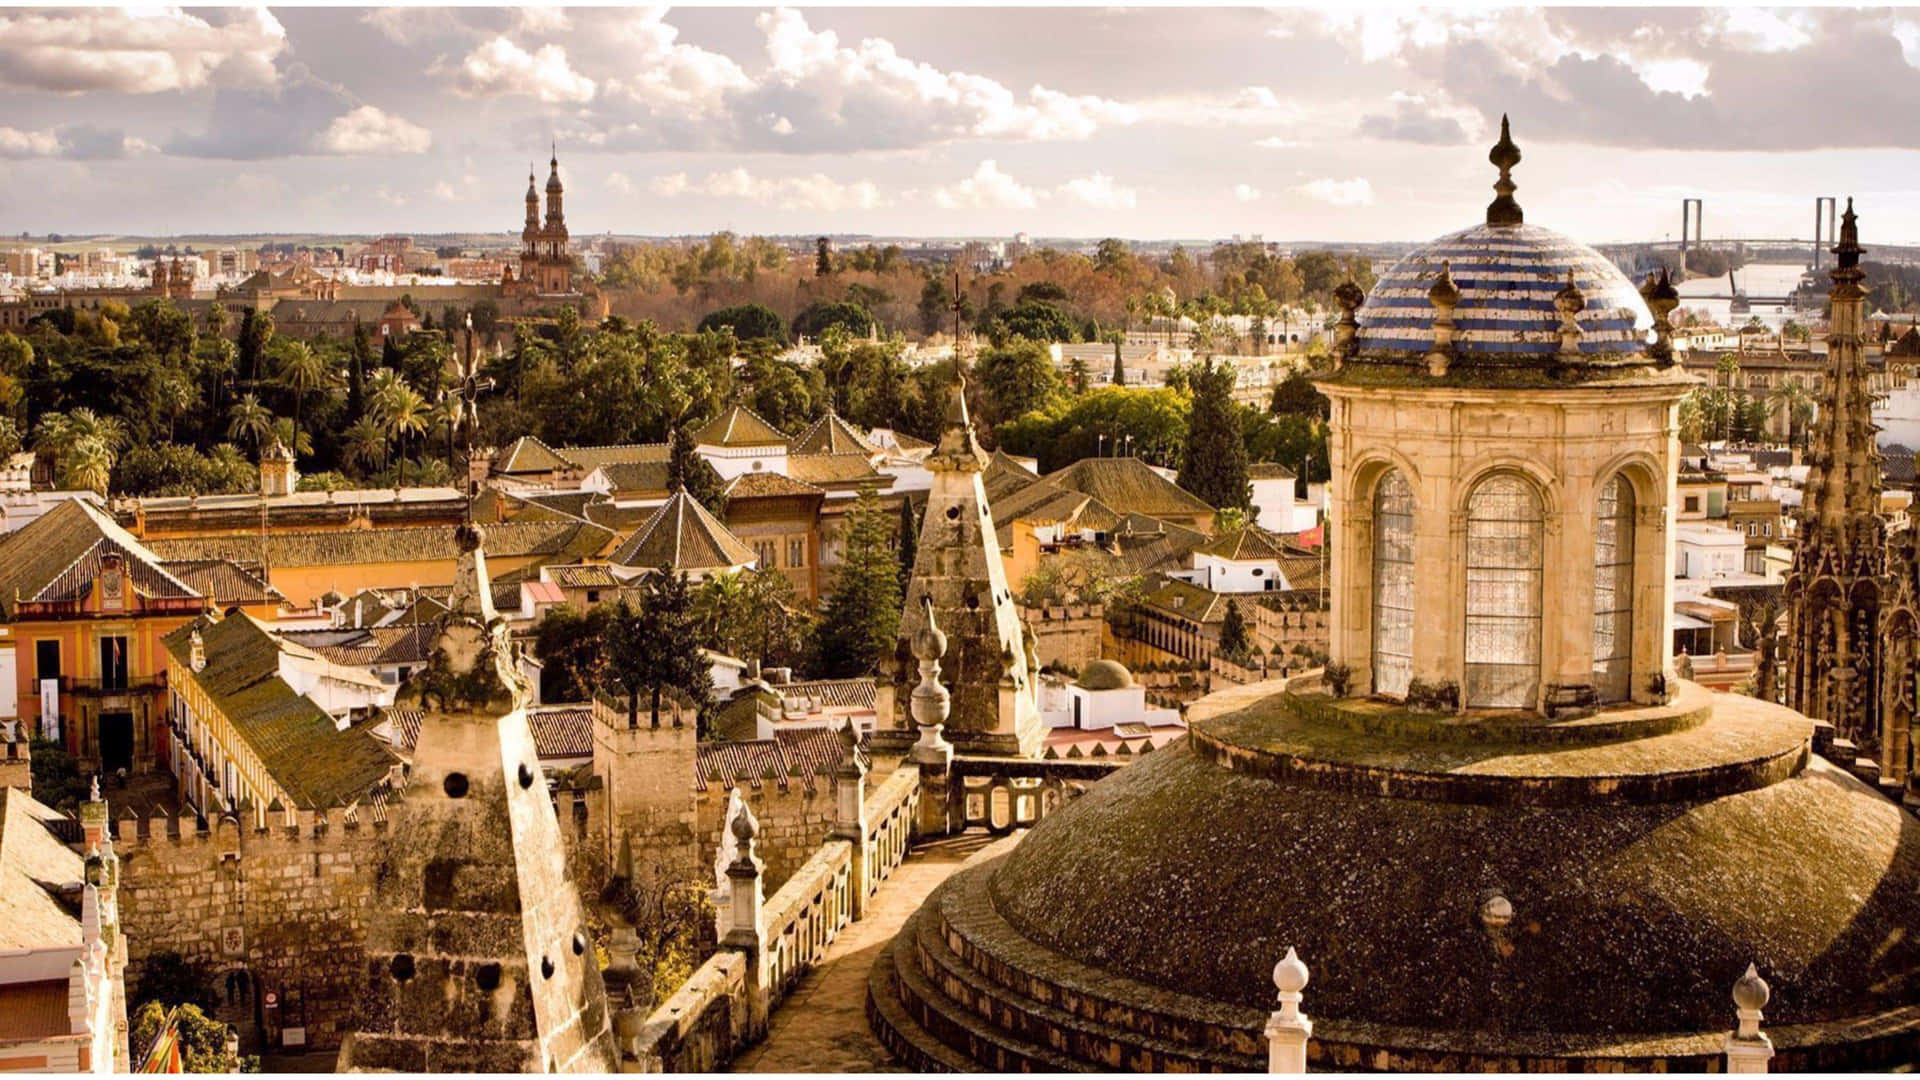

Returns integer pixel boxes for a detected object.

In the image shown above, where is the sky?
[5,5,1920,245]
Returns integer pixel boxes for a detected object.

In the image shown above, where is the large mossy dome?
[870,680,1920,1071]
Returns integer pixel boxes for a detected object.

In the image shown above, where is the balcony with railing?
[59,672,167,696]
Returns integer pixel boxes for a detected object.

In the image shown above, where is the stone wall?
[112,810,387,1052]
[695,780,836,893]
[1019,604,1105,672]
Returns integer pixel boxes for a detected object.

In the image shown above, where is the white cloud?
[933,160,1039,210]
[605,171,634,195]
[1711,8,1814,54]
[515,6,572,36]
[0,8,285,94]
[1234,184,1262,203]
[604,9,751,115]
[1058,172,1136,210]
[430,173,481,201]
[318,106,432,155]
[0,128,61,158]
[450,37,595,104]
[750,8,1135,146]
[1299,178,1375,207]
[1254,136,1291,149]
[651,167,886,212]
[1633,56,1710,98]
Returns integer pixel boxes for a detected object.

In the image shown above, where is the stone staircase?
[865,857,1267,1073]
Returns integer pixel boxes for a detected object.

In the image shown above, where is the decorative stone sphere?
[911,622,948,663]
[1480,891,1514,931]
[1076,659,1135,691]
[1734,963,1771,1012]
[730,806,759,844]
[456,521,485,553]
[1272,946,1309,995]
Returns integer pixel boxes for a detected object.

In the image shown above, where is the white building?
[1038,660,1181,734]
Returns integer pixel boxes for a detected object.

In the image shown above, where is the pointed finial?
[1733,963,1770,1014]
[1835,196,1863,270]
[1273,947,1309,996]
[1487,114,1523,227]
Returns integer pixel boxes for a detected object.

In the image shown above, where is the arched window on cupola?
[1592,473,1636,703]
[1464,473,1544,709]
[1371,468,1415,698]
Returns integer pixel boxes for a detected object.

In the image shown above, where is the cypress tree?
[896,493,920,599]
[667,424,727,515]
[1177,358,1252,512]
[1111,340,1126,387]
[348,318,371,421]
[812,492,902,678]
[1219,597,1251,663]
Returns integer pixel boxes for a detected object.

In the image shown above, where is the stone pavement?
[732,832,999,1074]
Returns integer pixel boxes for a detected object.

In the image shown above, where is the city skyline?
[8,6,1920,244]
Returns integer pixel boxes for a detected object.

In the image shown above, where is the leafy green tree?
[975,340,1065,428]
[1111,340,1125,387]
[348,319,372,421]
[896,493,919,599]
[1178,359,1252,512]
[815,237,834,278]
[697,303,787,345]
[629,572,711,728]
[812,493,902,678]
[997,386,1190,473]
[1066,356,1090,394]
[129,1001,244,1073]
[535,605,612,703]
[1269,368,1328,419]
[791,300,873,341]
[990,298,1076,344]
[692,569,811,671]
[29,738,87,812]
[272,341,331,455]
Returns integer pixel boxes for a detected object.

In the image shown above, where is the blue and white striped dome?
[1356,222,1653,362]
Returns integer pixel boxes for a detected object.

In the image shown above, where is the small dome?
[1356,222,1652,363]
[1077,659,1135,691]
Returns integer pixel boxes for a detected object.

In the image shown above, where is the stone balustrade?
[620,763,920,1072]
[937,756,1117,835]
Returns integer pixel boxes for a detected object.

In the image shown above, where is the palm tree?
[1768,380,1816,450]
[343,417,388,477]
[225,393,275,452]
[1714,353,1741,445]
[60,435,114,495]
[268,417,313,461]
[372,378,429,465]
[155,376,199,442]
[273,341,331,455]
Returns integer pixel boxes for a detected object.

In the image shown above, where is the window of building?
[1371,469,1415,698]
[34,640,59,683]
[1464,473,1544,710]
[1684,495,1700,513]
[99,636,129,691]
[1592,474,1635,703]
[787,537,807,568]
[754,540,778,567]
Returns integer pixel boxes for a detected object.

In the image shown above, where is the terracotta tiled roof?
[163,559,285,607]
[791,411,879,456]
[287,623,439,667]
[787,453,885,487]
[146,520,613,568]
[592,460,672,495]
[495,435,574,474]
[1139,577,1232,625]
[0,788,84,953]
[694,726,858,792]
[382,703,596,762]
[0,498,200,618]
[1047,457,1214,521]
[160,614,397,809]
[1248,462,1298,480]
[694,404,789,448]
[544,563,620,589]
[558,443,669,471]
[612,490,757,571]
[1194,526,1296,562]
[723,472,825,501]
[774,678,877,711]
[1277,556,1325,592]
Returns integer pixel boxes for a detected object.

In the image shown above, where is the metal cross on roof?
[451,314,495,504]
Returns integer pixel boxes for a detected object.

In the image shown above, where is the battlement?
[107,800,394,850]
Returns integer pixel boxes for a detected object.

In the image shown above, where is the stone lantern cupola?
[1315,117,1693,714]
[259,439,297,497]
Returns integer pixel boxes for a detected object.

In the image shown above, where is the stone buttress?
[337,524,617,1073]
